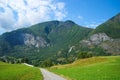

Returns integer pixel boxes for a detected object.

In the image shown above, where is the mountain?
[91,13,120,38]
[0,13,120,66]
[0,20,92,66]
[80,13,120,55]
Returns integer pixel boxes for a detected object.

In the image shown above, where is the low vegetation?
[0,61,43,80]
[50,56,120,80]
[0,56,29,64]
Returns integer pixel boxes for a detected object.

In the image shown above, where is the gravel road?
[40,68,66,80]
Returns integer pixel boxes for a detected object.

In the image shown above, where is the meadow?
[0,62,43,80]
[50,56,120,80]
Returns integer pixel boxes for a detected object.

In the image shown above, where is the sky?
[0,0,120,34]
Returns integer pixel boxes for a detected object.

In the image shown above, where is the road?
[23,63,34,67]
[40,68,66,80]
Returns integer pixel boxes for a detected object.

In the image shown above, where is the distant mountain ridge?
[0,13,120,66]
[0,20,92,66]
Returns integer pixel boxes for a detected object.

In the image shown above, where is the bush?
[77,52,93,59]
[41,59,53,67]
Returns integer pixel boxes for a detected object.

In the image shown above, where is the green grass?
[0,62,43,80]
[50,56,120,80]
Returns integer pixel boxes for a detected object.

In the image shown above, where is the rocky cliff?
[22,33,49,48]
[81,33,112,45]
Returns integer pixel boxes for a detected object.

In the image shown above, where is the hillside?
[80,13,120,55]
[0,20,92,66]
[50,56,120,80]
[91,13,120,38]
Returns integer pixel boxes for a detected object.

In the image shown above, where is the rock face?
[101,39,120,55]
[81,33,120,55]
[90,33,111,44]
[81,33,111,45]
[22,33,49,48]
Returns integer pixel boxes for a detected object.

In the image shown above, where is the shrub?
[77,52,93,59]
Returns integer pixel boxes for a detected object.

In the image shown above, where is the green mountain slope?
[0,20,92,66]
[91,13,120,38]
[77,13,120,55]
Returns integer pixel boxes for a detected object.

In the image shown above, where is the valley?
[0,0,120,80]
[0,12,120,80]
[1,56,120,80]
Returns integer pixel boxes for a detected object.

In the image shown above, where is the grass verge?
[0,62,43,80]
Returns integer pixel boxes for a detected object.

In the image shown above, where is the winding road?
[24,63,66,80]
[40,68,66,80]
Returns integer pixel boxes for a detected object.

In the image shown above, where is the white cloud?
[0,0,67,34]
[0,5,16,30]
[85,22,101,28]
[78,15,83,20]
[57,2,65,10]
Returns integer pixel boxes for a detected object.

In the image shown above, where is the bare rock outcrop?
[90,33,111,44]
[81,33,112,45]
[22,33,49,48]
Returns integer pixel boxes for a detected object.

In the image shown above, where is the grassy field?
[50,56,120,80]
[0,62,43,80]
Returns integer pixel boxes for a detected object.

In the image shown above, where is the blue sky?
[61,0,120,28]
[0,0,120,34]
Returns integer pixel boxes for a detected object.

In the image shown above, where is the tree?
[41,59,53,67]
[21,58,29,63]
[77,52,92,59]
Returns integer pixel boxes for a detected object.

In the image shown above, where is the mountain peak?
[62,20,76,27]
[65,20,75,24]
